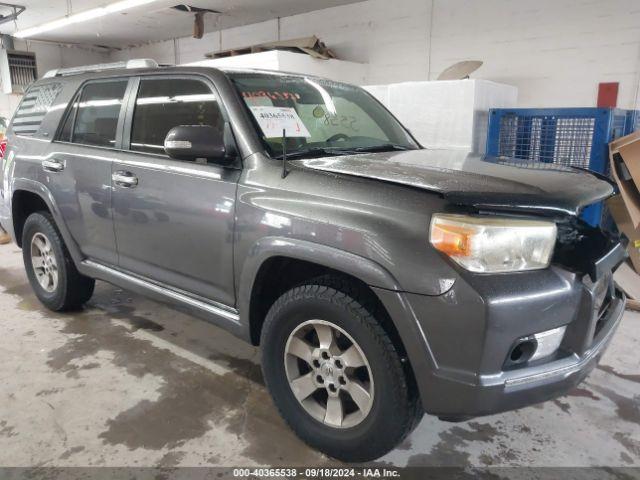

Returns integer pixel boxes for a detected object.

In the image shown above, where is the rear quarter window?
[11,82,63,136]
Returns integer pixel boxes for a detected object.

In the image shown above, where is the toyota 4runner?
[0,59,627,462]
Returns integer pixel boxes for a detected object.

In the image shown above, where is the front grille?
[593,298,612,339]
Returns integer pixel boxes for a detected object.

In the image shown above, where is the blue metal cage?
[486,108,635,226]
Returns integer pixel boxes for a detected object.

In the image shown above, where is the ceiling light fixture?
[13,0,160,38]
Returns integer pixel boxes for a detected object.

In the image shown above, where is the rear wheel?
[22,212,95,311]
[260,276,421,462]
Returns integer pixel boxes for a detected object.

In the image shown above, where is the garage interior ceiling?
[0,0,361,48]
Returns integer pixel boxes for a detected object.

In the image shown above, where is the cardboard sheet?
[607,195,640,274]
[609,130,640,229]
[617,140,640,192]
[613,261,640,301]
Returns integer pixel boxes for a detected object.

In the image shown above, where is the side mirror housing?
[164,125,231,164]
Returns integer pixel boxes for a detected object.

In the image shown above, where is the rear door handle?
[42,159,65,172]
[112,171,138,188]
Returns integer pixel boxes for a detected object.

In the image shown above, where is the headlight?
[429,214,557,273]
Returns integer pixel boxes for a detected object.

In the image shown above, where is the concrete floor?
[0,243,639,469]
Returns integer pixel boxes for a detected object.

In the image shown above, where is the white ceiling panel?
[0,0,362,48]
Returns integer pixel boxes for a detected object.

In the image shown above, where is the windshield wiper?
[273,147,356,160]
[272,144,415,160]
[351,143,414,153]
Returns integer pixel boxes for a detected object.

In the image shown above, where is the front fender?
[237,236,403,330]
[237,236,439,403]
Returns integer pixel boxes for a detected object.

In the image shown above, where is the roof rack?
[43,58,159,78]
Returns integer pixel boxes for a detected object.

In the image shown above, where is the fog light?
[529,326,566,362]
[509,339,537,364]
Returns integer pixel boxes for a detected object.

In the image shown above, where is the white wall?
[12,40,111,78]
[0,93,21,125]
[111,1,432,85]
[111,0,640,109]
[0,40,109,121]
[429,0,640,109]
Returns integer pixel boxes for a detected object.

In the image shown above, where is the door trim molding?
[112,157,224,180]
[82,260,240,324]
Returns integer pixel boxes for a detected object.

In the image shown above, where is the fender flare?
[11,179,84,265]
[237,236,403,335]
[236,237,438,401]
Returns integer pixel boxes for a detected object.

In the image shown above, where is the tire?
[260,275,422,462]
[22,212,95,311]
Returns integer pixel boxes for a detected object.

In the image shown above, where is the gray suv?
[0,59,627,462]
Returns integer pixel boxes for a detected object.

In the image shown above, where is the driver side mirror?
[164,125,231,165]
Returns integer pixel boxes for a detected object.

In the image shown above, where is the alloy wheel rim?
[284,319,374,429]
[30,232,58,293]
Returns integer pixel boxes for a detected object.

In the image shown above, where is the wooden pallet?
[627,299,640,312]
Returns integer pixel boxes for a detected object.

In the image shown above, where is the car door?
[112,75,239,307]
[47,78,131,265]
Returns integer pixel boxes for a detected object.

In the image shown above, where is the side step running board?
[81,260,240,324]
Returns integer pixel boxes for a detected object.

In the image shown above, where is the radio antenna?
[281,128,289,178]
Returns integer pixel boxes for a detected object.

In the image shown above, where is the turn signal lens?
[429,222,474,257]
[429,214,557,273]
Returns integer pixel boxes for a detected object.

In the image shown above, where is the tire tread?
[22,211,94,311]
[261,274,422,461]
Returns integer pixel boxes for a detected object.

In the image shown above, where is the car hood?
[296,149,615,217]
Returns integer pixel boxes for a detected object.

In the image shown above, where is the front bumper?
[421,289,624,417]
[374,259,626,417]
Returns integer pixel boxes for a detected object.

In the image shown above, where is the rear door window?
[62,79,128,148]
[129,77,223,156]
[11,83,63,136]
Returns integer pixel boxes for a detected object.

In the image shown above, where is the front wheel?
[260,277,421,462]
[22,212,95,311]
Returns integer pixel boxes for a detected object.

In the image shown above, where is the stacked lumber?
[206,36,336,60]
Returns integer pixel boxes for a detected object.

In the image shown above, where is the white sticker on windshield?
[249,106,311,138]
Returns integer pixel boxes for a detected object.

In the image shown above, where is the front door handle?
[42,159,65,172]
[112,171,138,188]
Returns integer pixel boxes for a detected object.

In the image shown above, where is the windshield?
[228,72,420,158]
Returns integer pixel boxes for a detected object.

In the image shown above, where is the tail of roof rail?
[43,59,159,78]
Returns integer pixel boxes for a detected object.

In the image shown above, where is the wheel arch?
[239,238,423,411]
[238,237,420,379]
[11,181,83,264]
